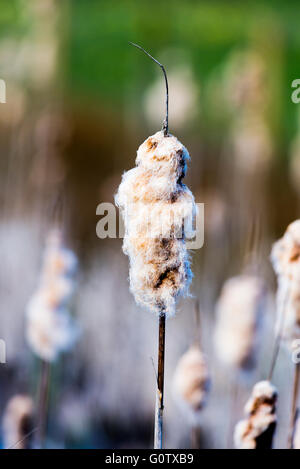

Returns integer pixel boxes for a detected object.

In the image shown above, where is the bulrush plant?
[214,275,266,448]
[172,343,209,448]
[172,304,210,447]
[214,275,266,372]
[234,380,278,449]
[271,220,300,343]
[233,220,300,450]
[172,345,209,417]
[26,227,78,448]
[116,43,196,449]
[271,220,300,448]
[2,395,35,449]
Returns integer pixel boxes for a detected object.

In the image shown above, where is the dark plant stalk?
[154,313,166,449]
[36,360,51,449]
[288,363,300,449]
[191,300,201,449]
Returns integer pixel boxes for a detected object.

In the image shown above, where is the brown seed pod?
[234,380,277,449]
[2,395,34,449]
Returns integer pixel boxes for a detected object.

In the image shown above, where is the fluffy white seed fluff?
[214,276,266,369]
[172,344,209,421]
[234,380,277,449]
[271,220,300,341]
[26,229,78,361]
[2,395,34,449]
[115,131,195,317]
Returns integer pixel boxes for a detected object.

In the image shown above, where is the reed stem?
[226,373,239,449]
[36,360,51,449]
[288,363,300,449]
[154,313,166,449]
[268,285,289,381]
[191,425,199,449]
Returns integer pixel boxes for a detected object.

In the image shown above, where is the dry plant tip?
[129,42,169,136]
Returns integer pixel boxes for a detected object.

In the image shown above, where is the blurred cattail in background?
[172,302,209,448]
[214,275,266,371]
[26,228,78,362]
[224,50,273,176]
[214,275,267,448]
[271,220,300,447]
[234,380,277,449]
[173,344,209,420]
[212,48,275,263]
[2,395,34,449]
[271,220,300,342]
[25,227,78,448]
[172,341,209,448]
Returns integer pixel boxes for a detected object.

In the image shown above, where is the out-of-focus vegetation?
[2,0,299,139]
[69,0,299,143]
[0,0,300,450]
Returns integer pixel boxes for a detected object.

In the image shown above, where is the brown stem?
[191,425,199,449]
[288,363,300,449]
[36,360,51,449]
[154,313,166,449]
[226,374,239,449]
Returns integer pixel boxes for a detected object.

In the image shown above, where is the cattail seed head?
[271,220,300,341]
[2,395,34,449]
[234,380,277,449]
[214,276,266,370]
[26,229,78,361]
[116,131,195,317]
[271,220,300,279]
[172,345,210,420]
